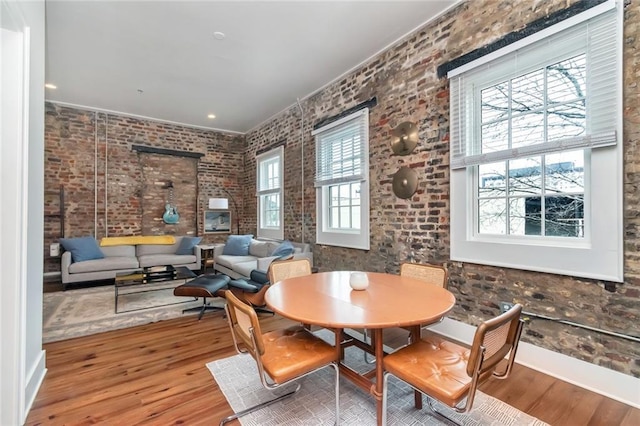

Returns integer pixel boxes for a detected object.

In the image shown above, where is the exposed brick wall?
[244,0,640,377]
[44,104,245,272]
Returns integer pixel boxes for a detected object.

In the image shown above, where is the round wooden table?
[265,270,456,426]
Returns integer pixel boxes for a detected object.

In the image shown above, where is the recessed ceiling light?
[207,114,216,119]
[213,31,225,40]
[45,83,57,89]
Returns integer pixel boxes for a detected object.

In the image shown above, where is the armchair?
[220,290,340,425]
[381,304,524,425]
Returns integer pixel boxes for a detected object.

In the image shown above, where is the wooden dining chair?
[267,258,312,283]
[381,304,524,426]
[364,262,448,363]
[220,290,340,425]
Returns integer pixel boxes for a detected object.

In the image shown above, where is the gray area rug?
[43,282,223,343]
[208,329,548,425]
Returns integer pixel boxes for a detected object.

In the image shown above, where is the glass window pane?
[511,113,544,148]
[508,197,530,235]
[339,207,350,228]
[521,197,543,236]
[511,69,544,113]
[478,198,506,234]
[547,101,586,141]
[547,55,586,104]
[508,157,542,196]
[329,206,339,228]
[479,162,506,197]
[545,150,584,193]
[352,206,361,229]
[481,82,509,123]
[481,120,509,153]
[545,195,584,237]
[339,184,350,206]
[351,183,361,205]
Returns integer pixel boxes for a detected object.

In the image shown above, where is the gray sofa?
[61,236,201,288]
[213,238,313,279]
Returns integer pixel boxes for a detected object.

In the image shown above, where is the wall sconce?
[208,198,229,210]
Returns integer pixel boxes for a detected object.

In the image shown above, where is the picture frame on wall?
[204,210,231,233]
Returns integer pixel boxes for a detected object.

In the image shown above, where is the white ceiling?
[45,1,459,134]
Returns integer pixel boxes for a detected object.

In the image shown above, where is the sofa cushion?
[100,245,136,257]
[249,240,270,257]
[175,236,202,255]
[233,260,259,278]
[223,235,253,256]
[138,254,196,268]
[68,256,139,274]
[272,240,295,258]
[60,237,104,263]
[215,254,258,269]
[136,237,182,256]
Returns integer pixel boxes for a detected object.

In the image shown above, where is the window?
[313,108,370,250]
[449,1,623,282]
[256,146,283,239]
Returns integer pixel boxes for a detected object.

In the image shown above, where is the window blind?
[313,108,369,187]
[449,6,618,170]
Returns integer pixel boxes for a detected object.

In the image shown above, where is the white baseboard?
[429,318,640,409]
[23,349,47,424]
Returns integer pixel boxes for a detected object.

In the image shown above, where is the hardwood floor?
[26,313,639,426]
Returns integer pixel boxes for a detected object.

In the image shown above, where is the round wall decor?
[391,121,419,155]
[392,166,418,199]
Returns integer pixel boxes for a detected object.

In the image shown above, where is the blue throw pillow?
[272,240,295,258]
[223,235,254,256]
[175,236,202,255]
[60,237,104,263]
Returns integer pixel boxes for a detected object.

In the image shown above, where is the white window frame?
[449,0,623,282]
[313,108,370,250]
[256,146,283,240]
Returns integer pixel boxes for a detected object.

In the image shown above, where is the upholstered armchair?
[220,290,340,425]
[381,304,524,425]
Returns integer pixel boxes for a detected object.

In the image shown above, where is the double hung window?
[449,1,622,281]
[313,108,370,250]
[256,146,283,240]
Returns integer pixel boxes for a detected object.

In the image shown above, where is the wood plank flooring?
[26,313,639,426]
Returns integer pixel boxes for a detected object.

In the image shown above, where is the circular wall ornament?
[392,166,418,199]
[391,121,419,155]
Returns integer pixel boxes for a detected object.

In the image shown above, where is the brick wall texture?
[44,0,639,377]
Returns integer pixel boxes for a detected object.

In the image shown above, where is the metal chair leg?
[425,396,462,426]
[219,384,301,425]
[182,297,225,320]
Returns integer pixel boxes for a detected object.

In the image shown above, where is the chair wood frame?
[363,263,448,364]
[220,290,340,425]
[228,258,313,315]
[381,304,524,426]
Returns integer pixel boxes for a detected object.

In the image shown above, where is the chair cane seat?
[261,326,337,384]
[383,332,472,408]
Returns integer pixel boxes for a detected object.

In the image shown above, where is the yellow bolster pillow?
[100,236,176,246]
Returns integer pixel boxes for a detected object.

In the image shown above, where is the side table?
[197,244,222,273]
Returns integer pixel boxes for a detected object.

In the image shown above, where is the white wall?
[0,0,46,424]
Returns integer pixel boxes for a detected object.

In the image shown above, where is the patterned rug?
[207,329,548,425]
[43,282,223,343]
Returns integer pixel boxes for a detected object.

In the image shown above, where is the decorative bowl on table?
[349,272,369,290]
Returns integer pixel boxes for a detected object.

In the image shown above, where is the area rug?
[43,282,223,343]
[207,330,548,425]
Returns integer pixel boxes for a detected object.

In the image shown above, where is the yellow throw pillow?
[100,235,176,246]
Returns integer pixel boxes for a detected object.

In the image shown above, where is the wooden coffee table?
[114,265,197,313]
